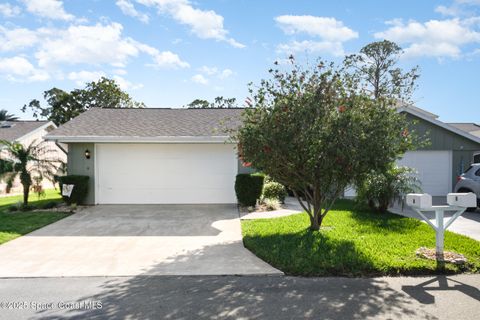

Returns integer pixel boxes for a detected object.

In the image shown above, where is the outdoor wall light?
[85,149,91,159]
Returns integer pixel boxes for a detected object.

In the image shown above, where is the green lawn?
[0,189,69,245]
[241,200,480,276]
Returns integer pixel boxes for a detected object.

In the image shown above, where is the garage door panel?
[397,151,451,196]
[96,144,237,204]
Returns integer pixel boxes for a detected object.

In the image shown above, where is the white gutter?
[44,135,233,144]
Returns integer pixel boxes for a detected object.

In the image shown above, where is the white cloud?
[436,0,480,17]
[275,15,358,42]
[116,0,149,23]
[0,22,189,81]
[198,66,233,79]
[35,23,140,68]
[67,70,106,85]
[276,40,346,57]
[0,27,38,51]
[219,68,233,79]
[113,68,128,75]
[137,0,244,48]
[0,56,49,81]
[191,74,208,85]
[374,18,480,58]
[198,65,218,75]
[0,3,21,17]
[150,51,190,68]
[21,0,74,21]
[113,75,143,90]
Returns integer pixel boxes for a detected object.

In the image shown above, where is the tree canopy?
[22,77,145,125]
[0,109,19,121]
[186,96,238,108]
[235,57,416,231]
[344,40,420,101]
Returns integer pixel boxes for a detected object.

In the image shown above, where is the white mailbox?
[406,193,432,210]
[447,193,476,208]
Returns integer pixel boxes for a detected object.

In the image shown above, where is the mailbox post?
[406,193,476,260]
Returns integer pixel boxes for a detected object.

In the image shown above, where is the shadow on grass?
[243,229,376,277]
[339,200,423,234]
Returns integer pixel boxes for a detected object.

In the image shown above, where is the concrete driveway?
[0,205,281,277]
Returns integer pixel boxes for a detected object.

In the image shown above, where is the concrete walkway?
[0,205,281,277]
[240,197,303,220]
[0,274,478,319]
[390,197,480,241]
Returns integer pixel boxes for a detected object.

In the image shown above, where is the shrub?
[356,166,421,212]
[263,181,287,203]
[58,175,89,205]
[261,198,281,211]
[41,201,58,209]
[9,202,36,212]
[20,204,36,211]
[235,173,265,206]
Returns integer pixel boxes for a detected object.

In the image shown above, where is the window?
[474,152,480,164]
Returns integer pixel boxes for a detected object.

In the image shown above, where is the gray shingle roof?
[46,108,244,140]
[0,121,50,142]
[448,123,480,133]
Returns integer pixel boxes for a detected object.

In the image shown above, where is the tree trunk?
[309,202,324,231]
[23,184,30,206]
[309,213,323,231]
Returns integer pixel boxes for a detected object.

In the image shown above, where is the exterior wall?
[237,159,255,174]
[406,113,480,190]
[67,143,95,204]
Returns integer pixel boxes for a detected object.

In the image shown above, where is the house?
[46,106,480,205]
[0,120,67,193]
[347,105,480,197]
[45,108,243,204]
[398,105,480,195]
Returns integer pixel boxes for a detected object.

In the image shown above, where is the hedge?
[58,175,89,205]
[234,173,264,206]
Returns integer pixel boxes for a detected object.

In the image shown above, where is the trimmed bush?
[235,173,264,206]
[41,201,58,209]
[58,175,89,205]
[263,181,287,203]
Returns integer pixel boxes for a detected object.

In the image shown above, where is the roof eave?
[44,135,233,144]
[398,107,480,145]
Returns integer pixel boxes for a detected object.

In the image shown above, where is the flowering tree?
[235,58,415,231]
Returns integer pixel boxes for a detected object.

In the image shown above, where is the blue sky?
[0,0,479,122]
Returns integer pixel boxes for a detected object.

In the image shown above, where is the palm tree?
[0,140,62,205]
[0,109,19,121]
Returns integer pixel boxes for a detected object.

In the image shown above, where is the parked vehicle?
[454,163,480,211]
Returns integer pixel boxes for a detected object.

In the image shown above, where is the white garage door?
[96,144,237,204]
[397,151,452,196]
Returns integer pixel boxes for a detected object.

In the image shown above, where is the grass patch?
[0,189,69,245]
[241,200,480,276]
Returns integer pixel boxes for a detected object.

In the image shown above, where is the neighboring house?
[346,105,480,197]
[45,108,243,204]
[0,121,67,193]
[398,106,480,195]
